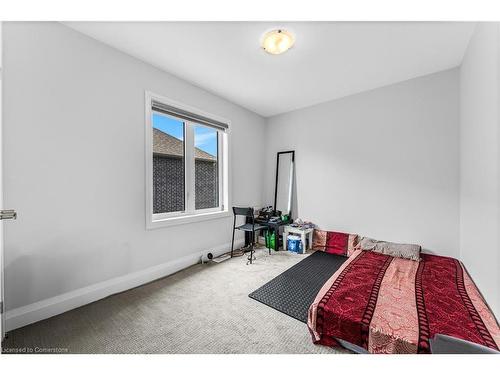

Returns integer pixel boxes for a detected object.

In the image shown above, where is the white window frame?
[145,91,230,229]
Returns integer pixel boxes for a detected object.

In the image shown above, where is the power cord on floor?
[230,244,267,257]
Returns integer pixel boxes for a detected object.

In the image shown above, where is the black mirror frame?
[273,150,295,217]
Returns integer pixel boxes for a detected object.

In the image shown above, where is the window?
[152,114,185,214]
[194,124,219,210]
[145,92,229,228]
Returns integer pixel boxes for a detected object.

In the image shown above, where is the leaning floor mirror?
[274,150,295,217]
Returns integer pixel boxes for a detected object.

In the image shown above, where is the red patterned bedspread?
[307,250,500,353]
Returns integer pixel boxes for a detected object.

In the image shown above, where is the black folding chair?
[230,207,267,264]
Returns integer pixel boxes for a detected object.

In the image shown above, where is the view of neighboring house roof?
[153,128,216,161]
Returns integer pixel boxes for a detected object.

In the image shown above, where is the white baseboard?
[5,240,244,332]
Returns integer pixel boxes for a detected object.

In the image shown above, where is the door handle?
[0,209,17,220]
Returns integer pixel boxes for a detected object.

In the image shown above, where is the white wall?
[2,22,266,327]
[459,23,500,318]
[264,69,460,258]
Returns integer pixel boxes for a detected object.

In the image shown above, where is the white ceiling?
[65,22,475,117]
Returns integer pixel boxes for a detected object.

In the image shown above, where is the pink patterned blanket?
[308,250,500,353]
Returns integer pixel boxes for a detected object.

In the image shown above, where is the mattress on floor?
[308,250,500,354]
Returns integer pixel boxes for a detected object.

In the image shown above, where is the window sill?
[147,210,231,230]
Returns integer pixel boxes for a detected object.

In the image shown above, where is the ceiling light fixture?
[261,29,295,55]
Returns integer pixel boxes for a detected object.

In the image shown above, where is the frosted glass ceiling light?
[261,29,295,55]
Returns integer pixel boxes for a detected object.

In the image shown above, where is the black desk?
[245,217,292,251]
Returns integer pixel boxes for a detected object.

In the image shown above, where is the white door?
[0,21,14,342]
[0,20,4,341]
[0,21,17,343]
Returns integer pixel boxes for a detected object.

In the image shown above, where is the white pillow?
[359,237,421,261]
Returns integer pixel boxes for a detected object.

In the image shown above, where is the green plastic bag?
[265,231,277,250]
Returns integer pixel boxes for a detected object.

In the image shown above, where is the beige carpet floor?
[3,248,347,354]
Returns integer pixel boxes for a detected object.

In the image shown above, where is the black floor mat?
[249,251,347,323]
